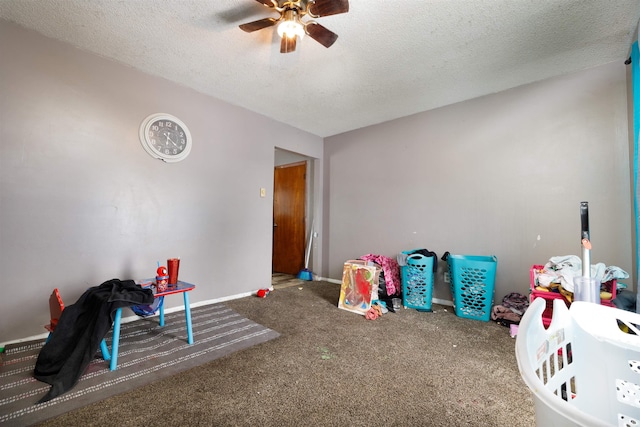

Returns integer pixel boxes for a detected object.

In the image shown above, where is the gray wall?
[0,20,323,343]
[1,18,635,343]
[323,62,633,303]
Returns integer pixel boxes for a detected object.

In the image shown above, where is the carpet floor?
[23,279,538,426]
[0,304,279,426]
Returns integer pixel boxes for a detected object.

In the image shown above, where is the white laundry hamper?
[516,297,640,426]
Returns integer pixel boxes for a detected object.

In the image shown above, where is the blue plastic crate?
[447,254,497,321]
[401,250,435,312]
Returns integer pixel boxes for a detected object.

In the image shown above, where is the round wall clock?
[139,113,192,162]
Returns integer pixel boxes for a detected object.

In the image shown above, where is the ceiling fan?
[239,0,349,53]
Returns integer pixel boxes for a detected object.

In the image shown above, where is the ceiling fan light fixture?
[276,9,305,39]
[239,0,349,52]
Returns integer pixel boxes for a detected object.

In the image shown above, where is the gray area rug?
[0,304,280,426]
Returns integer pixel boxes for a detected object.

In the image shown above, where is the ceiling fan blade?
[306,23,338,48]
[254,0,276,6]
[309,0,349,17]
[280,36,297,53]
[239,17,278,33]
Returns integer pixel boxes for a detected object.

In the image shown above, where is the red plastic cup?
[167,258,180,285]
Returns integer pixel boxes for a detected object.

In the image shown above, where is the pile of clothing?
[491,293,529,326]
[360,254,401,297]
[535,255,628,303]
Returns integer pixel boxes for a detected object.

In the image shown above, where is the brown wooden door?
[272,161,306,275]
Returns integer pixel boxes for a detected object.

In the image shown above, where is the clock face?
[139,113,192,162]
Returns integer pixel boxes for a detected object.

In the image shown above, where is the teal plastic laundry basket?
[447,254,497,321]
[401,250,435,311]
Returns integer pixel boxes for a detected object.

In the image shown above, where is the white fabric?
[538,255,629,293]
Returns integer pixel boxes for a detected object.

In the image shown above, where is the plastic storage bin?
[529,264,617,328]
[401,251,435,311]
[447,254,497,321]
[516,297,640,426]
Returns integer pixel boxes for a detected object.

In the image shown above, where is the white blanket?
[537,255,628,293]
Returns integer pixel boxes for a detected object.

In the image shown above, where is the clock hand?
[165,134,179,147]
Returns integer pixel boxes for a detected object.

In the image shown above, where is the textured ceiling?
[1,0,639,137]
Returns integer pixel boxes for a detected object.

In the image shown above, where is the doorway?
[272,161,307,275]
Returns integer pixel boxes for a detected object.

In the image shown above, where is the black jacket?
[34,279,154,402]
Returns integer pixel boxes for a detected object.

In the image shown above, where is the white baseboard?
[0,290,258,349]
[1,286,453,350]
[319,277,342,284]
[317,276,454,307]
[432,298,454,307]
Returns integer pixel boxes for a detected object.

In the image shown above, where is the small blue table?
[101,280,196,371]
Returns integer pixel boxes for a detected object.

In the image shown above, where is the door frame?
[273,149,316,276]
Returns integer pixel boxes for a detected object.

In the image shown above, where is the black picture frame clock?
[139,113,192,163]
